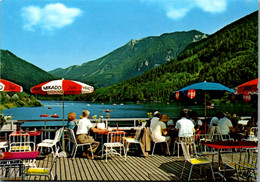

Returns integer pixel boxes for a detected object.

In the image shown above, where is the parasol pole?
[204,91,207,133]
[62,93,65,151]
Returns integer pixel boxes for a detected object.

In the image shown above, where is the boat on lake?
[40,114,49,117]
[51,114,59,118]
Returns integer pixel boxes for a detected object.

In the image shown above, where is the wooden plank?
[120,156,151,181]
[25,153,242,181]
[91,159,109,180]
[93,158,114,181]
[113,156,141,181]
[100,155,125,181]
[85,158,98,180]
[106,157,131,181]
[75,158,89,180]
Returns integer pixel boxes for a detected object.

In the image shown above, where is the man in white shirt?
[175,110,195,137]
[76,110,108,159]
[217,114,235,135]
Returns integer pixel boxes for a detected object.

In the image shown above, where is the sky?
[1,0,258,71]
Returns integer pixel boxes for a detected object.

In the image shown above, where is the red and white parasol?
[236,78,258,95]
[0,79,23,92]
[31,78,94,95]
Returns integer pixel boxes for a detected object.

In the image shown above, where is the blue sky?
[1,0,258,71]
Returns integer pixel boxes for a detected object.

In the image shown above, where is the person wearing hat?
[151,114,171,154]
[150,111,161,132]
[76,110,108,159]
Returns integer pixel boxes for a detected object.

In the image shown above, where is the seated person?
[188,110,203,133]
[76,110,108,159]
[175,110,195,138]
[245,112,258,138]
[67,112,77,133]
[217,112,235,135]
[151,114,171,154]
[150,111,161,132]
[210,111,223,126]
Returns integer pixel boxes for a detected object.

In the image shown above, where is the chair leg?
[152,142,156,155]
[166,142,170,155]
[51,171,54,180]
[180,161,186,179]
[188,165,194,181]
[73,145,78,159]
[177,143,180,158]
[89,144,94,159]
[125,142,129,161]
[210,163,215,181]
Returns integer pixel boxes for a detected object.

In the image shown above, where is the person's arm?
[90,127,108,133]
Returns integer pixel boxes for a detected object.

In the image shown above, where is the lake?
[2,100,253,127]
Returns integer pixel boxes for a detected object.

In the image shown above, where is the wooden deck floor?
[26,152,246,181]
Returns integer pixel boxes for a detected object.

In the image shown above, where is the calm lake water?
[2,100,253,127]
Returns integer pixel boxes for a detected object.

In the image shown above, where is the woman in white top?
[151,114,171,154]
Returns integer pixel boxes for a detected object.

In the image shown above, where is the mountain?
[49,30,207,88]
[0,50,58,93]
[86,11,258,102]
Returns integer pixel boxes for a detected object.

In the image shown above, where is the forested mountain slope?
[0,50,58,93]
[86,11,258,102]
[49,30,207,88]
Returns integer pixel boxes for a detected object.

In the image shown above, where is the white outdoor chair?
[9,141,35,152]
[124,128,142,160]
[0,141,8,152]
[67,128,93,160]
[173,135,194,157]
[25,147,60,180]
[180,141,215,181]
[9,141,37,167]
[193,133,217,163]
[102,131,126,162]
[37,127,64,156]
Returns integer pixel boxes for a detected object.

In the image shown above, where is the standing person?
[76,110,108,159]
[175,110,195,138]
[67,112,77,133]
[150,111,161,132]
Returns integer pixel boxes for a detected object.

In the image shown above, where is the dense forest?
[0,50,58,93]
[77,11,258,103]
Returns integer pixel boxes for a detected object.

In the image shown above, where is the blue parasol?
[177,81,235,132]
[177,81,235,93]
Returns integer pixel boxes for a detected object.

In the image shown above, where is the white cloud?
[166,7,189,20]
[195,0,227,13]
[141,0,227,20]
[22,3,82,31]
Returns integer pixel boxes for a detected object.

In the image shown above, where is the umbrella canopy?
[31,79,94,95]
[31,79,94,151]
[176,81,234,132]
[177,81,234,93]
[0,79,23,92]
[236,78,258,95]
[31,78,94,121]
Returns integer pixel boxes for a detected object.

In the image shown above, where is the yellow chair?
[180,141,215,181]
[0,159,25,180]
[224,148,257,181]
[25,147,59,180]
